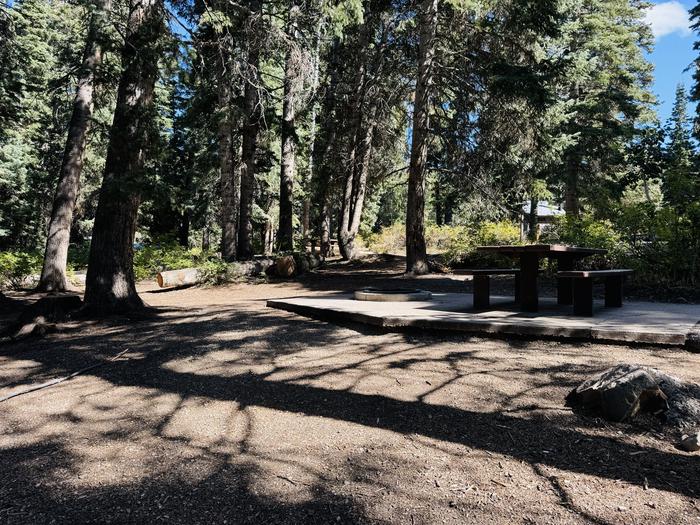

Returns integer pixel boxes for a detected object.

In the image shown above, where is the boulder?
[566,364,668,422]
[567,364,700,430]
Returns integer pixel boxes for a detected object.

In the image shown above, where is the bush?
[133,241,213,281]
[197,259,233,285]
[0,251,42,289]
[364,220,521,267]
[541,215,624,269]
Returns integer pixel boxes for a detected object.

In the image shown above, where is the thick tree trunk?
[37,0,110,292]
[218,73,238,262]
[83,0,164,313]
[278,8,299,253]
[406,0,437,275]
[237,7,262,261]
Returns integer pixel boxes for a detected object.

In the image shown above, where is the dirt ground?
[1,257,699,524]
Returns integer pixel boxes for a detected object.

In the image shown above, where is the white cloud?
[645,1,692,38]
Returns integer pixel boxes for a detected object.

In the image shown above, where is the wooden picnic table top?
[476,244,607,256]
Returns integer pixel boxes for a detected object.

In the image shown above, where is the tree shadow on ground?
[1,303,698,509]
[0,440,372,524]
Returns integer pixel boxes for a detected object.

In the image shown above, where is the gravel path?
[1,262,699,524]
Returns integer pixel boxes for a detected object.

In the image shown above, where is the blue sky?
[646,0,697,122]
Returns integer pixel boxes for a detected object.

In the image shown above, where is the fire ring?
[353,288,432,302]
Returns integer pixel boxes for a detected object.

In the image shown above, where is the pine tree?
[37,0,112,291]
[663,84,696,210]
[84,0,165,312]
[555,0,655,217]
[406,0,438,275]
[0,0,84,249]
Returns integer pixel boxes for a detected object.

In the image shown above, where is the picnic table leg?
[604,275,623,307]
[573,278,594,316]
[557,255,574,305]
[519,253,539,312]
[473,275,490,309]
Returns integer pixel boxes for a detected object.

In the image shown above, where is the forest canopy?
[0,0,699,310]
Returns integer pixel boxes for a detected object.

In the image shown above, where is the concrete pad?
[267,293,700,348]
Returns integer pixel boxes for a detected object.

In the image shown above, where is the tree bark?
[339,106,377,259]
[218,70,238,262]
[237,55,260,260]
[83,0,164,313]
[528,195,538,241]
[237,3,262,260]
[277,6,299,253]
[406,0,437,275]
[312,38,340,258]
[302,19,322,241]
[37,0,110,292]
[565,153,580,218]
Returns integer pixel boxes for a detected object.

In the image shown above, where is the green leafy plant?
[0,251,42,289]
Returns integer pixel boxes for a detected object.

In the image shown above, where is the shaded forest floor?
[1,255,700,524]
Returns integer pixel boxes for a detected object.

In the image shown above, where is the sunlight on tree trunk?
[37,0,110,292]
[406,0,437,275]
[83,0,164,313]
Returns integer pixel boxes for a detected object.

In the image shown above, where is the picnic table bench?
[462,269,521,309]
[557,269,634,316]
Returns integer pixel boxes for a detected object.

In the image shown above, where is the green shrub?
[541,215,624,269]
[67,243,91,270]
[363,223,405,255]
[197,259,232,285]
[0,251,42,289]
[133,241,212,281]
[364,221,521,267]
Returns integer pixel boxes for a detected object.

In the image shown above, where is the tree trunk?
[339,107,377,259]
[37,0,110,292]
[528,196,538,241]
[237,6,262,261]
[338,17,389,260]
[178,209,190,247]
[238,44,261,260]
[406,0,437,275]
[83,0,164,313]
[565,154,579,218]
[278,7,299,253]
[218,71,238,262]
[302,19,323,241]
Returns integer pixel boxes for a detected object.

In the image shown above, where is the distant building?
[520,201,565,240]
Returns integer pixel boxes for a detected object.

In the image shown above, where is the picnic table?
[476,244,607,312]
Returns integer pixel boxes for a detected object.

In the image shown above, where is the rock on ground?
[566,363,700,431]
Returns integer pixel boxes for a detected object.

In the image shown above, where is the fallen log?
[156,259,276,288]
[156,268,201,288]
